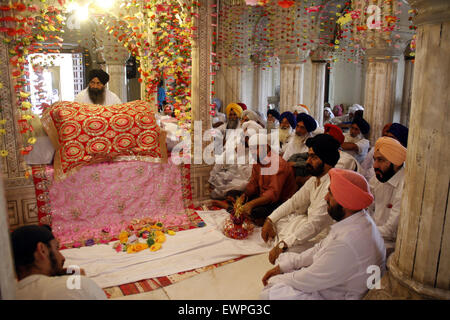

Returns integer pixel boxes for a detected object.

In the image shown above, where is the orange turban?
[225,103,243,118]
[374,137,407,166]
[329,168,374,211]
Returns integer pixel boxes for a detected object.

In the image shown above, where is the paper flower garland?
[100,0,198,131]
[0,0,66,176]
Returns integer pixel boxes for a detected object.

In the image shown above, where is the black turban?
[88,69,110,85]
[352,117,370,135]
[11,225,55,268]
[297,113,317,132]
[306,134,341,167]
[267,109,280,121]
[387,123,409,147]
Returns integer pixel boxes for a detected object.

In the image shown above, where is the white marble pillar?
[251,63,261,112]
[366,0,450,300]
[400,57,414,126]
[309,55,327,126]
[363,48,403,143]
[278,50,309,113]
[104,45,129,104]
[0,163,16,299]
[217,62,242,108]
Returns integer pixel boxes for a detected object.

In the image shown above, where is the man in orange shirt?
[240,133,297,226]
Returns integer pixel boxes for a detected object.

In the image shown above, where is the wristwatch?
[278,241,288,252]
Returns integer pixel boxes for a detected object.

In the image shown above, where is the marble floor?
[112,253,273,300]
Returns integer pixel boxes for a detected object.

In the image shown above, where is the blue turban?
[352,117,370,135]
[267,109,280,121]
[297,113,317,132]
[280,111,296,129]
[387,123,409,147]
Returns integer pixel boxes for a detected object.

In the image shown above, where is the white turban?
[324,107,335,118]
[242,120,263,133]
[242,110,261,123]
[292,104,310,115]
[348,104,364,114]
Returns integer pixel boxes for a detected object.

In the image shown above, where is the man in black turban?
[74,69,122,105]
[261,133,340,264]
[341,116,371,163]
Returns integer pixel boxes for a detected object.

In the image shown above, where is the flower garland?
[217,0,416,72]
[0,0,65,177]
[113,220,176,254]
[100,0,199,133]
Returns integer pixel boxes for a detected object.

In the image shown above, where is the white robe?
[74,88,122,106]
[343,132,370,164]
[368,166,405,247]
[16,274,107,300]
[282,133,312,162]
[261,210,386,300]
[268,174,334,252]
[335,150,362,173]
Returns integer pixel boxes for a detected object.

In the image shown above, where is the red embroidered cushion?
[42,100,167,181]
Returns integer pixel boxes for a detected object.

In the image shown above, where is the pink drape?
[47,160,190,246]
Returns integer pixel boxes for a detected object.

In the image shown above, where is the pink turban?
[374,136,407,166]
[329,168,374,211]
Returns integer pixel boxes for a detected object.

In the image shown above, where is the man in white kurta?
[282,113,317,161]
[341,117,370,163]
[261,134,341,263]
[74,69,122,106]
[324,123,361,173]
[11,225,107,300]
[261,168,386,300]
[369,137,407,253]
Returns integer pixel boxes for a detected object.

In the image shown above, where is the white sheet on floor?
[62,210,271,288]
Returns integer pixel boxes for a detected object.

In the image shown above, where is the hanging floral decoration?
[0,0,66,177]
[99,0,200,133]
[217,0,416,73]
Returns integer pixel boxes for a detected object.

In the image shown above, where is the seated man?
[279,111,296,151]
[266,109,280,133]
[324,124,361,173]
[241,109,265,128]
[369,136,407,254]
[240,133,297,226]
[217,102,243,134]
[11,225,107,299]
[208,120,259,199]
[341,117,370,163]
[330,103,364,129]
[74,69,122,106]
[261,168,386,300]
[261,134,340,264]
[288,124,363,188]
[323,106,335,125]
[360,123,393,181]
[282,113,317,161]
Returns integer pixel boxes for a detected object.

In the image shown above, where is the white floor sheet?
[62,210,271,288]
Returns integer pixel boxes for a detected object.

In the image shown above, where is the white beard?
[345,132,363,143]
[279,128,292,144]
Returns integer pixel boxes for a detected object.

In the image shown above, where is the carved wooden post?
[365,0,450,299]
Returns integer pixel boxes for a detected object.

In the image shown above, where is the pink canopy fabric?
[32,160,197,248]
